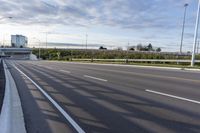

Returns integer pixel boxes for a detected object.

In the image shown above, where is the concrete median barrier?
[0,61,26,133]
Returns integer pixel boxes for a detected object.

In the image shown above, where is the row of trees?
[129,43,161,52]
[99,43,161,52]
[32,48,200,61]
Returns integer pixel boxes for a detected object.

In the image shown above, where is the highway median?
[0,60,26,133]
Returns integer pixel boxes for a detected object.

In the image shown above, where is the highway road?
[5,60,200,133]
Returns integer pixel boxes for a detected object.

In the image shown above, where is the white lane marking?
[146,89,200,105]
[59,70,71,74]
[84,75,107,82]
[14,66,85,133]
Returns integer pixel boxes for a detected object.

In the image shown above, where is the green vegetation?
[32,48,200,67]
[129,43,162,52]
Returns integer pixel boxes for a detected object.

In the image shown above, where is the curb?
[50,61,200,72]
[183,68,200,72]
[0,61,26,133]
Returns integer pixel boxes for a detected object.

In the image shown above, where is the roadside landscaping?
[32,48,200,68]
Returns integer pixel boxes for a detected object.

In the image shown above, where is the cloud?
[0,0,197,30]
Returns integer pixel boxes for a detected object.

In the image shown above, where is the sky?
[0,0,199,52]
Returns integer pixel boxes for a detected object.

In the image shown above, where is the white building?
[11,35,28,48]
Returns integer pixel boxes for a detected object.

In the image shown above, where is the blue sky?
[0,0,199,51]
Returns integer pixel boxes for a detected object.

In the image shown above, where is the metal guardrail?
[72,58,200,63]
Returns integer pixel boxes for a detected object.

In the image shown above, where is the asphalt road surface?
[5,60,200,133]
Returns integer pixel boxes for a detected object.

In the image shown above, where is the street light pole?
[180,3,188,54]
[126,42,130,63]
[46,32,47,49]
[0,17,12,47]
[3,34,5,47]
[33,38,41,60]
[191,0,200,67]
[39,42,41,60]
[197,41,200,54]
[86,34,88,50]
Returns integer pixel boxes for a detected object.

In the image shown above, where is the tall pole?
[126,42,130,63]
[86,34,88,50]
[197,41,200,54]
[39,41,41,60]
[33,38,41,60]
[180,3,188,54]
[0,17,12,47]
[46,32,47,49]
[191,0,200,67]
[3,34,5,47]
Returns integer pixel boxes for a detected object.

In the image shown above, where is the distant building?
[11,35,28,48]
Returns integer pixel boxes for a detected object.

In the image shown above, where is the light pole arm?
[0,17,12,20]
[180,4,188,54]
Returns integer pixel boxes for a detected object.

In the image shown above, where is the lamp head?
[184,3,189,7]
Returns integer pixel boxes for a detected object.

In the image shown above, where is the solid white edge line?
[59,70,71,73]
[14,66,85,133]
[146,89,200,104]
[84,75,108,82]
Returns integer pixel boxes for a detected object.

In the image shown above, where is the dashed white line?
[14,66,85,133]
[59,70,71,74]
[84,75,108,82]
[146,89,200,104]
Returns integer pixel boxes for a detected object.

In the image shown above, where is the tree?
[99,46,107,50]
[116,47,123,51]
[129,47,135,51]
[143,46,149,51]
[128,46,135,51]
[156,47,161,52]
[147,43,153,51]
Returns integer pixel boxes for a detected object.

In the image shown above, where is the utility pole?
[180,3,189,54]
[191,0,200,67]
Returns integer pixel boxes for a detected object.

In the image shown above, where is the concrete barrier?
[0,61,26,133]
